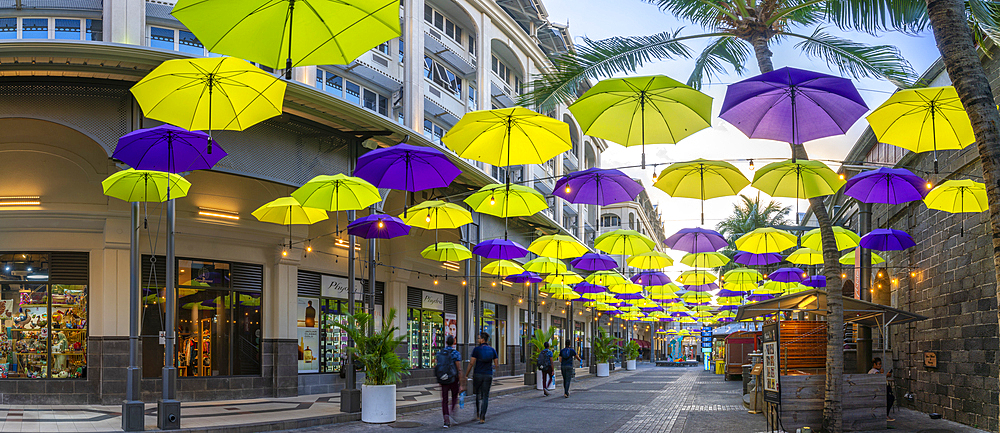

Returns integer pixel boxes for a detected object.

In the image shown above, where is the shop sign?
[422,291,445,310]
[321,274,364,299]
[924,351,937,368]
[762,323,780,403]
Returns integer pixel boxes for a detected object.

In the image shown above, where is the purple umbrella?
[615,293,645,300]
[664,227,728,253]
[346,214,411,239]
[631,271,671,287]
[573,282,607,294]
[553,167,644,206]
[844,167,927,204]
[802,275,826,288]
[859,228,916,251]
[355,143,461,216]
[734,251,783,266]
[769,267,806,283]
[658,317,675,322]
[571,252,618,271]
[505,272,543,284]
[651,297,680,303]
[473,239,528,260]
[746,293,776,302]
[718,305,740,311]
[114,124,226,173]
[640,306,664,312]
[716,289,748,297]
[684,283,720,292]
[720,67,869,145]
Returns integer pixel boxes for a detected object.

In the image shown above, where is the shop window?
[551,316,565,351]
[297,271,384,374]
[0,253,89,379]
[406,288,457,369]
[480,302,507,364]
[21,18,48,39]
[0,18,14,39]
[85,19,101,41]
[54,19,80,40]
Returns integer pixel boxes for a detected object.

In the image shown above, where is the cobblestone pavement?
[283,365,989,433]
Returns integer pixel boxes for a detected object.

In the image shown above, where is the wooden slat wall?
[779,321,826,371]
[775,373,886,432]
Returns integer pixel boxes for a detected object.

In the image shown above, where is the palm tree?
[715,195,791,272]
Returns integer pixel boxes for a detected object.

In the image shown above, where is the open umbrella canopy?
[114,125,225,173]
[573,282,607,294]
[292,174,381,212]
[719,67,868,144]
[614,292,646,300]
[759,281,801,294]
[172,0,401,74]
[735,227,797,254]
[505,272,543,284]
[924,179,988,213]
[839,250,886,265]
[786,247,824,265]
[540,283,572,294]
[473,239,529,260]
[401,200,473,229]
[770,267,806,283]
[664,227,727,253]
[608,282,644,294]
[684,282,720,293]
[465,183,547,218]
[103,169,192,202]
[723,268,763,284]
[524,256,568,274]
[346,214,410,239]
[627,251,674,269]
[482,260,525,277]
[631,271,671,287]
[677,270,717,286]
[860,228,916,251]
[546,272,585,285]
[648,284,681,297]
[733,251,783,266]
[355,143,460,191]
[442,107,571,167]
[721,282,756,293]
[420,242,472,262]
[802,276,827,288]
[595,229,656,255]
[716,296,744,306]
[571,252,618,271]
[586,270,629,286]
[801,227,861,251]
[654,159,749,224]
[528,234,589,259]
[131,57,286,133]
[680,252,729,268]
[752,159,846,199]
[588,292,619,303]
[844,167,927,204]
[680,291,713,305]
[252,196,328,225]
[554,167,644,206]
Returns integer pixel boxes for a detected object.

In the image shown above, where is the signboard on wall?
[321,274,364,299]
[422,291,445,311]
[762,322,780,403]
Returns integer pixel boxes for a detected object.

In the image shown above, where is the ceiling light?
[198,207,239,220]
[0,196,40,206]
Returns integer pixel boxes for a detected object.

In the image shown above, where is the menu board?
[762,323,780,403]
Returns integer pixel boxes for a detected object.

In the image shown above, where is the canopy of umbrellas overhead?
[94,1,986,328]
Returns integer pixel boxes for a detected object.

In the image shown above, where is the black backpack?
[435,348,458,385]
[537,349,552,370]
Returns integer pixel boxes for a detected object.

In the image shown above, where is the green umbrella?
[568,75,712,168]
[172,0,402,79]
[102,169,191,202]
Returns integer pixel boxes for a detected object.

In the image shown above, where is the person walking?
[434,336,464,428]
[465,332,498,424]
[537,342,554,396]
[559,343,581,398]
[868,357,895,422]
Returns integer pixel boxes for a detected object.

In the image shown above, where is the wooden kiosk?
[735,288,926,432]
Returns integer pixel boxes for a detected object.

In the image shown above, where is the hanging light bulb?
[281,250,288,257]
[565,185,571,194]
[491,281,496,287]
[748,159,754,170]
[910,271,916,278]
[926,181,932,189]
[518,298,523,303]
[425,213,432,223]
[462,280,467,286]
[378,219,384,229]
[490,196,496,206]
[802,272,807,278]
[306,245,313,253]
[433,279,439,285]
[839,174,845,180]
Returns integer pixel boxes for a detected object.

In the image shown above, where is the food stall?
[723,330,759,381]
[735,288,926,432]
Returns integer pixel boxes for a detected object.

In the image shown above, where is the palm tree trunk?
[752,35,845,433]
[924,1,1000,428]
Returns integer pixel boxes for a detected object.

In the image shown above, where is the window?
[398,37,405,63]
[468,85,477,110]
[491,165,507,183]
[491,55,512,85]
[425,56,463,99]
[54,19,80,40]
[629,213,635,229]
[178,30,204,55]
[297,272,384,374]
[150,26,175,50]
[85,19,102,41]
[21,18,47,39]
[480,302,506,364]
[375,41,390,56]
[468,34,476,56]
[345,80,361,105]
[423,119,445,144]
[0,18,101,41]
[0,18,14,39]
[601,214,621,227]
[424,5,464,45]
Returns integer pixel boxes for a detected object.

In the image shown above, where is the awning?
[734,288,927,328]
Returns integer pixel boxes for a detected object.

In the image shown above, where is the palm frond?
[968,0,1000,50]
[770,0,828,28]
[642,0,740,27]
[787,27,917,87]
[822,0,928,35]
[687,36,752,90]
[519,29,706,112]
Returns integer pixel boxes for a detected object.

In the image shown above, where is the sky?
[541,0,941,261]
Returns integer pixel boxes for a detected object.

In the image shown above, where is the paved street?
[287,365,988,433]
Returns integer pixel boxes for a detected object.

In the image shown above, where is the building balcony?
[490,73,517,107]
[344,51,403,92]
[423,28,475,76]
[423,79,464,125]
[563,151,578,172]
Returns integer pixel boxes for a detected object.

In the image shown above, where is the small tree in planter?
[334,308,409,423]
[623,340,641,370]
[527,327,556,387]
[591,328,619,377]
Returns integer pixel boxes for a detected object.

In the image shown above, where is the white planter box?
[597,363,609,377]
[536,370,556,390]
[626,359,637,370]
[361,384,396,423]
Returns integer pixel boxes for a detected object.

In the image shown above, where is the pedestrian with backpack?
[559,343,581,398]
[435,335,464,428]
[537,342,554,396]
[465,332,498,424]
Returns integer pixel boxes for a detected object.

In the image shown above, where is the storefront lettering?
[421,292,445,310]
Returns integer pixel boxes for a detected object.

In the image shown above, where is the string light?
[841,273,847,279]
[491,281,496,287]
[518,298,523,303]
[490,196,496,206]
[433,279,439,285]
[306,245,312,253]
[839,174,845,180]
[565,185,571,194]
[910,271,916,277]
[281,250,288,257]
[926,182,932,189]
[462,280,467,286]
[748,159,754,170]
[425,214,432,223]
[377,219,384,228]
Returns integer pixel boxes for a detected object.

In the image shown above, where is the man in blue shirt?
[559,343,581,397]
[465,332,498,424]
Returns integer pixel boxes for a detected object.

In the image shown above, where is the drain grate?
[390,421,423,428]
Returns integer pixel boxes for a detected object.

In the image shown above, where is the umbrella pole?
[790,86,797,162]
[932,103,938,174]
[285,0,295,80]
[207,84,213,154]
[640,94,646,170]
[700,166,705,226]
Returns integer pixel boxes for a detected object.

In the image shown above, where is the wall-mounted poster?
[762,322,780,403]
[297,297,320,373]
[444,313,457,340]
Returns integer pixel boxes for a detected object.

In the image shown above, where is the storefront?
[551,316,566,350]
[519,309,540,362]
[480,301,507,365]
[406,287,457,369]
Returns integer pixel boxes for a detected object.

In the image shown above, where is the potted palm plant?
[591,328,618,377]
[624,340,641,371]
[527,327,556,390]
[333,308,409,423]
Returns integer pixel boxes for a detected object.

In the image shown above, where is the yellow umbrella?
[524,257,568,274]
[680,291,712,304]
[801,227,861,251]
[131,57,286,137]
[648,284,681,298]
[592,302,618,311]
[627,251,674,269]
[252,197,328,225]
[924,179,988,213]
[666,304,690,312]
[723,282,757,292]
[465,183,548,218]
[442,107,571,167]
[759,281,799,294]
[751,159,845,199]
[528,234,589,259]
[722,268,763,284]
[839,251,885,266]
[677,270,717,285]
[102,169,191,203]
[595,229,656,255]
[588,292,618,303]
[586,270,628,286]
[680,252,729,268]
[653,159,750,224]
[551,290,584,300]
[786,247,824,265]
[546,272,584,285]
[735,227,796,254]
[608,283,644,294]
[482,260,525,277]
[540,283,572,294]
[716,296,744,306]
[867,86,974,173]
[401,200,473,229]
[420,242,472,262]
[292,174,381,212]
